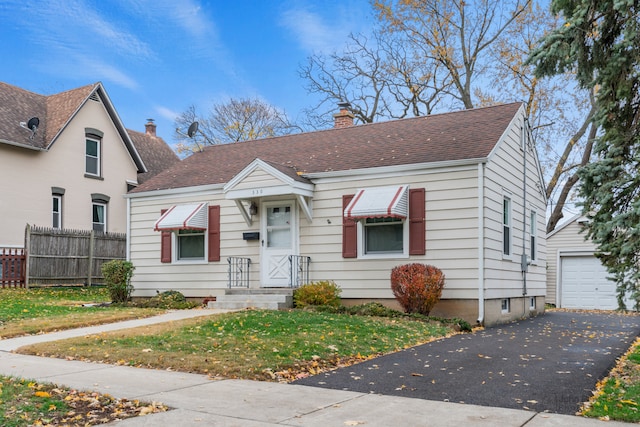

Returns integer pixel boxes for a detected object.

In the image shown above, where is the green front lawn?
[0,287,164,338]
[17,308,454,381]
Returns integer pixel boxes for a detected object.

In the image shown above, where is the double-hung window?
[85,128,103,178]
[530,211,537,261]
[51,187,65,229]
[503,196,512,256]
[91,193,110,233]
[52,196,62,229]
[86,138,100,176]
[92,203,106,232]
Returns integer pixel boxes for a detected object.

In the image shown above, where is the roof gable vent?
[88,92,100,102]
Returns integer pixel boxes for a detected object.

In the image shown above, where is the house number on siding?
[252,189,263,195]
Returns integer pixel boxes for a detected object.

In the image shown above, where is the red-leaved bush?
[390,263,445,316]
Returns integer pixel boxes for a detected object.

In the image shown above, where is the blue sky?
[0,0,372,144]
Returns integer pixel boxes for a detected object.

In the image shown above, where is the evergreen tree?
[528,0,640,308]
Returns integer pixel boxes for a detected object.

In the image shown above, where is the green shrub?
[101,260,135,303]
[390,263,445,316]
[293,280,342,308]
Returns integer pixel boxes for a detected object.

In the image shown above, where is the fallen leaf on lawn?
[411,373,423,377]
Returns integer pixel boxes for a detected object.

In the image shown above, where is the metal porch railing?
[227,257,251,288]
[289,255,311,288]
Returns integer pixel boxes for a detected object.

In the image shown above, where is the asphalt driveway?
[293,311,640,415]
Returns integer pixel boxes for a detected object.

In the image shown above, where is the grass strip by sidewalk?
[0,287,164,339]
[16,309,454,382]
[582,336,640,422]
[0,375,167,427]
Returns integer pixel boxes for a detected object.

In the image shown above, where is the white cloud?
[155,105,180,122]
[23,0,155,61]
[280,8,336,53]
[279,1,372,54]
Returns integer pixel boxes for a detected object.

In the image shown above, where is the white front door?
[261,201,297,287]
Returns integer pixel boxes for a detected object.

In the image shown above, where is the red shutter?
[160,209,171,263]
[342,195,357,258]
[208,205,221,262]
[409,188,426,255]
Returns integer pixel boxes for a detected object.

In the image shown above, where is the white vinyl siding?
[127,166,481,300]
[483,113,546,301]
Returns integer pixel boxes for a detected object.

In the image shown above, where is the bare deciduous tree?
[300,0,598,232]
[174,98,298,155]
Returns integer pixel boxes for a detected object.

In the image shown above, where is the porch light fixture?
[249,202,258,216]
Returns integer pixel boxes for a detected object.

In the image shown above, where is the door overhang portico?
[223,159,314,226]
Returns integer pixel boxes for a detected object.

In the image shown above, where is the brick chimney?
[333,102,354,128]
[145,118,157,137]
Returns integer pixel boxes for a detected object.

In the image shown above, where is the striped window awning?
[154,203,208,231]
[344,185,409,219]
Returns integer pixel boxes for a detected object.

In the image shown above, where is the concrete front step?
[209,289,294,310]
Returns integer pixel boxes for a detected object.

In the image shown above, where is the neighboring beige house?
[0,81,178,247]
[546,215,632,310]
[126,103,547,326]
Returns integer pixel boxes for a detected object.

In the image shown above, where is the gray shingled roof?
[0,81,146,172]
[131,102,522,194]
[127,129,180,183]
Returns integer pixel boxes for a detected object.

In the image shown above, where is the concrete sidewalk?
[0,310,631,426]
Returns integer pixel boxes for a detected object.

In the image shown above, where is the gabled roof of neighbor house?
[0,81,146,172]
[131,102,523,194]
[127,129,180,183]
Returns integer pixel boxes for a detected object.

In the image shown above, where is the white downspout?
[477,162,485,325]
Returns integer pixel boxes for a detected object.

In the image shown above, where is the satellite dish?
[187,121,199,138]
[27,117,39,131]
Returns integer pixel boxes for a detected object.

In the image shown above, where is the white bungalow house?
[126,103,547,326]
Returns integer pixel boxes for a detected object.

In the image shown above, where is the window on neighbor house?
[364,217,404,254]
[91,193,109,233]
[503,197,512,256]
[85,128,103,177]
[177,229,205,260]
[52,195,62,229]
[530,211,537,261]
[92,202,106,232]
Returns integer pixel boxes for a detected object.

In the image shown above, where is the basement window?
[501,298,510,314]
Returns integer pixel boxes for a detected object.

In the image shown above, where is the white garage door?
[561,255,618,309]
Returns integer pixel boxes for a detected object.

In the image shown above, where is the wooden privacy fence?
[0,248,26,288]
[25,225,126,286]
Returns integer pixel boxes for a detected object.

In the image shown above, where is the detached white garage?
[547,215,626,310]
[559,254,616,309]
